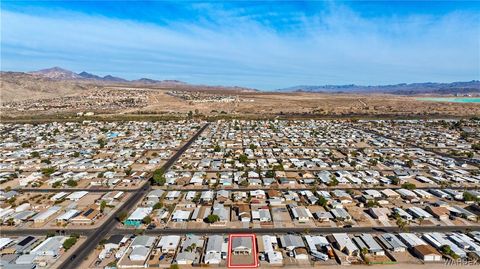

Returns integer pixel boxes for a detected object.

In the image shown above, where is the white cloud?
[1,6,479,89]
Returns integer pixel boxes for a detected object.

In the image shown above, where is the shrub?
[401,182,416,190]
[63,236,78,251]
[66,179,77,187]
[153,168,166,186]
[143,216,152,225]
[117,211,128,222]
[41,167,56,176]
[205,214,220,223]
[238,154,248,163]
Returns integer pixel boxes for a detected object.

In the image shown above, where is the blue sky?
[1,1,479,89]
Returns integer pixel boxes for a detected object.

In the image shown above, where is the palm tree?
[396,218,409,232]
[418,216,425,226]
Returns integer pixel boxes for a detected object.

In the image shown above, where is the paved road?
[7,121,479,267]
[14,187,142,193]
[12,183,479,195]
[58,182,150,269]
[0,228,93,236]
[58,123,210,269]
[4,223,479,237]
[15,187,144,193]
[10,183,479,194]
[114,225,480,235]
[148,185,479,192]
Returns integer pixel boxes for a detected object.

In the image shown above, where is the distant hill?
[77,71,127,82]
[29,67,181,84]
[30,67,82,80]
[131,78,163,84]
[278,81,480,95]
[77,71,102,80]
[102,75,128,82]
[26,67,259,92]
[1,67,257,103]
[1,71,87,102]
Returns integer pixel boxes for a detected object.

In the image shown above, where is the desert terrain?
[1,70,479,120]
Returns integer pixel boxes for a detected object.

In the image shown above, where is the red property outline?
[227,234,259,268]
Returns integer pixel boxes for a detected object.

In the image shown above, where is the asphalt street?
[57,123,210,269]
[3,121,479,269]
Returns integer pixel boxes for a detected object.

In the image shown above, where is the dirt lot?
[134,90,480,118]
[3,85,480,120]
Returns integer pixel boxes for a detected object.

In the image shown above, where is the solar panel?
[83,208,94,216]
[18,236,34,246]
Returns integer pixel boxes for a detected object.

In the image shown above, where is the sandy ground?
[137,90,480,118]
[3,85,479,119]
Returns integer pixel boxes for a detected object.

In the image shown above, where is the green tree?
[463,192,479,202]
[316,196,328,207]
[387,176,400,185]
[205,214,220,223]
[63,236,78,251]
[153,202,163,210]
[328,175,339,186]
[153,168,166,186]
[21,142,32,148]
[365,200,379,208]
[66,179,77,187]
[440,245,460,259]
[97,138,106,148]
[117,211,128,222]
[418,216,425,225]
[401,182,417,190]
[272,164,284,171]
[100,200,107,213]
[396,217,408,232]
[265,170,275,178]
[143,216,152,225]
[238,154,248,163]
[41,167,56,176]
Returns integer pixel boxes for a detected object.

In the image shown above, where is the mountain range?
[0,67,258,103]
[278,81,480,95]
[8,67,480,95]
[28,67,185,85]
